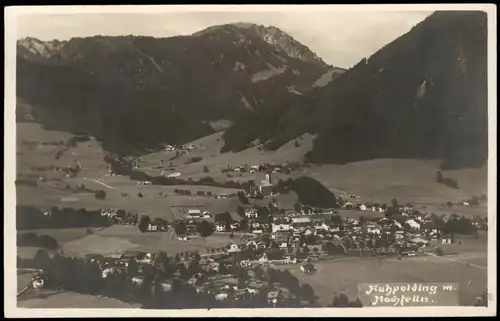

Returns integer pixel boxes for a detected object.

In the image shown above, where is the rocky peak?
[17,37,65,60]
[194,22,328,67]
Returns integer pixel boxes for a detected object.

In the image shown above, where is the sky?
[15,8,433,68]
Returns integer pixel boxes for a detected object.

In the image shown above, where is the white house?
[227,243,241,253]
[292,216,311,224]
[230,222,240,230]
[203,211,212,218]
[359,204,368,211]
[216,223,226,232]
[245,208,259,219]
[393,221,403,229]
[188,209,202,218]
[395,231,405,240]
[406,219,421,230]
[366,224,382,234]
[272,222,292,233]
[147,224,158,232]
[441,237,452,244]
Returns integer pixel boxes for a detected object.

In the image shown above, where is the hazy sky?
[16,9,433,68]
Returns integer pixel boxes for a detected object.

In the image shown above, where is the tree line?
[16,206,137,230]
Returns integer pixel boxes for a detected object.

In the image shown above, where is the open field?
[135,132,315,181]
[301,159,487,218]
[279,232,487,307]
[285,255,487,306]
[18,227,106,245]
[59,225,236,257]
[18,290,140,308]
[17,123,109,181]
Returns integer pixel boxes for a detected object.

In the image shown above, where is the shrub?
[203,165,209,173]
[95,190,107,200]
[436,247,444,256]
[442,177,459,189]
[436,171,443,183]
[294,140,300,148]
[138,215,151,233]
[138,193,144,198]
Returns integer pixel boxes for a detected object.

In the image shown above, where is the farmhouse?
[366,223,382,235]
[147,224,158,232]
[227,243,242,253]
[216,223,226,232]
[272,219,292,233]
[188,209,202,218]
[259,180,274,196]
[441,237,452,244]
[406,219,421,230]
[292,216,311,224]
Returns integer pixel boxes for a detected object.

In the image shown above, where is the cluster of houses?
[39,246,305,306]
[164,144,197,152]
[100,209,138,225]
[221,163,302,176]
[209,200,483,259]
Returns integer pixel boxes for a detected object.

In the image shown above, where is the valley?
[12,9,491,311]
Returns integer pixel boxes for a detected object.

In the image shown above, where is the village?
[17,168,487,308]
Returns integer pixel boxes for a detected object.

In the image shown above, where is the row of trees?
[17,233,59,249]
[104,155,249,190]
[137,215,216,238]
[16,206,115,230]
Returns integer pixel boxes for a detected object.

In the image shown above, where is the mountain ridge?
[221,11,488,170]
[16,24,338,155]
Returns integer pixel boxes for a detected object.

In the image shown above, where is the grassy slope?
[16,122,488,220]
[282,233,487,307]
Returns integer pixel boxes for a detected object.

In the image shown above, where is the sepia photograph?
[4,4,497,317]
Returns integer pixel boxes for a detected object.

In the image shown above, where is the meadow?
[59,225,236,257]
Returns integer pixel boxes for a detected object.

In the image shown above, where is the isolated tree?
[203,165,209,173]
[174,221,187,237]
[292,200,301,212]
[436,170,443,183]
[197,220,215,238]
[95,190,107,200]
[436,247,444,256]
[351,298,363,307]
[138,192,144,198]
[391,197,399,208]
[32,249,51,270]
[155,251,169,265]
[359,216,366,226]
[138,215,151,233]
[237,206,245,218]
[300,284,316,303]
[237,191,250,205]
[39,235,59,249]
[337,293,350,307]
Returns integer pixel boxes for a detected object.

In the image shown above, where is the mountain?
[16,23,337,155]
[222,11,488,170]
